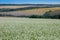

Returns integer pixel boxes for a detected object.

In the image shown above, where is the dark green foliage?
[43,10,60,19]
[43,10,52,18]
[29,15,39,18]
[29,15,43,18]
[52,14,60,19]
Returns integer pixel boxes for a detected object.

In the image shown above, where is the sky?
[0,0,60,4]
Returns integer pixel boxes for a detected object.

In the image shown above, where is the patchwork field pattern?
[0,7,60,16]
[0,17,60,40]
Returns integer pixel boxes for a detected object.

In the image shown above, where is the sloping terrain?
[50,10,60,16]
[0,7,60,16]
[0,4,60,17]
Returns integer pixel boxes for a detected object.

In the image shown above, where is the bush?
[29,15,39,18]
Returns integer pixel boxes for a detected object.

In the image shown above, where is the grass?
[0,17,60,40]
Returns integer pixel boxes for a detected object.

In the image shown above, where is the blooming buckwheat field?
[0,17,60,40]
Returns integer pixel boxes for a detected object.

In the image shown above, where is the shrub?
[29,15,39,18]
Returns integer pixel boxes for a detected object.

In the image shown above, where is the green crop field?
[0,17,60,40]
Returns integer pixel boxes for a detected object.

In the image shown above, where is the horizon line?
[0,3,60,4]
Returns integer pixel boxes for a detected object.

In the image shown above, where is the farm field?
[0,7,60,16]
[0,17,60,40]
[0,6,30,9]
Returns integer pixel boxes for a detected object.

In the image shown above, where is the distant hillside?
[0,7,60,16]
[0,4,60,19]
[50,10,60,16]
[0,4,60,7]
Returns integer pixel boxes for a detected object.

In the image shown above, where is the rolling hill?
[0,4,60,17]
